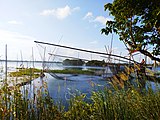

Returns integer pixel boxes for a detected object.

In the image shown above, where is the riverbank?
[0,78,159,119]
[0,66,160,119]
[0,68,42,87]
[7,67,160,84]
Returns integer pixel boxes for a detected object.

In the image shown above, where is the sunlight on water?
[0,61,160,108]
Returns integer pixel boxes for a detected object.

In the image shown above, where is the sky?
[0,0,143,63]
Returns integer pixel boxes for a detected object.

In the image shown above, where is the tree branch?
[140,49,160,62]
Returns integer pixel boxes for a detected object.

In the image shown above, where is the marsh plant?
[0,66,160,119]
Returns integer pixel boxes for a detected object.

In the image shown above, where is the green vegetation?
[0,64,160,119]
[0,83,61,119]
[48,69,95,75]
[86,60,106,67]
[0,0,160,119]
[9,68,41,78]
[63,59,85,66]
[102,0,160,62]
[0,80,159,119]
[65,88,160,120]
[9,68,95,77]
[63,59,108,67]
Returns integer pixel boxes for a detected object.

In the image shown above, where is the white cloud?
[90,40,98,44]
[8,20,23,25]
[0,29,83,61]
[94,16,113,25]
[94,16,107,25]
[40,5,80,20]
[72,7,80,12]
[83,12,113,26]
[40,9,54,16]
[83,12,93,20]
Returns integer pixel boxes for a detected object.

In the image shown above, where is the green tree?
[102,0,160,62]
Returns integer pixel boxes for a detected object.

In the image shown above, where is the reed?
[0,66,160,119]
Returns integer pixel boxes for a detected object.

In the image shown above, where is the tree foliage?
[86,60,106,67]
[102,0,160,62]
[63,59,85,66]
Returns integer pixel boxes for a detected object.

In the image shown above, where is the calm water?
[0,61,160,108]
[0,61,111,103]
[22,73,110,108]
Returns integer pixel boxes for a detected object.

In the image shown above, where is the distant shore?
[0,59,62,63]
[0,59,158,67]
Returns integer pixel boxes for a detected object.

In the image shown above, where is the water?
[0,61,63,70]
[0,61,113,108]
[0,61,160,108]
[22,73,110,109]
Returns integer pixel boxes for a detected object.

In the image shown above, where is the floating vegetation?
[7,68,42,86]
[48,69,95,75]
[9,68,41,78]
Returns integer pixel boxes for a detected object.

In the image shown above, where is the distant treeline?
[63,59,108,66]
[63,59,122,66]
[62,59,155,67]
[63,59,85,66]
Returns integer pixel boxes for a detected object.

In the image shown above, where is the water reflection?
[23,73,110,108]
[22,72,160,110]
[0,61,159,109]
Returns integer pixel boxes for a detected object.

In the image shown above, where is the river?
[0,61,160,108]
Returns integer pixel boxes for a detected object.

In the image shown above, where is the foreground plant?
[0,65,160,119]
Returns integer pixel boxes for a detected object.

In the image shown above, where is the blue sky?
[0,0,142,62]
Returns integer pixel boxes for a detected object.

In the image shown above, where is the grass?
[65,87,160,120]
[7,68,41,87]
[47,69,95,75]
[0,82,159,119]
[0,65,160,119]
[10,68,41,77]
[10,68,95,77]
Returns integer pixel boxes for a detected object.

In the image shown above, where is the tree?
[102,0,160,62]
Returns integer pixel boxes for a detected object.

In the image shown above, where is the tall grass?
[0,66,160,119]
[0,78,62,119]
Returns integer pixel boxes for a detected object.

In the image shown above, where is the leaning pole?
[34,41,139,63]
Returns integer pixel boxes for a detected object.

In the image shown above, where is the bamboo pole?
[34,41,139,63]
[5,44,7,83]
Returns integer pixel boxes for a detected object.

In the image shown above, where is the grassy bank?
[0,78,160,119]
[9,68,41,77]
[1,66,159,119]
[9,68,95,77]
[48,69,95,75]
[8,68,95,87]
[8,68,41,86]
[64,88,160,120]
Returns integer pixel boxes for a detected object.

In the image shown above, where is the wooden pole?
[5,44,7,83]
[5,44,7,108]
[34,41,139,63]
